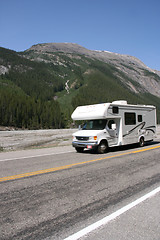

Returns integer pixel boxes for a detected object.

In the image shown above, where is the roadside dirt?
[0,126,160,152]
[0,129,77,152]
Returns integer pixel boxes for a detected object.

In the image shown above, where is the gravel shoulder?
[0,129,77,152]
[0,126,160,152]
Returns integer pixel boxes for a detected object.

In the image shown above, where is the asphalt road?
[0,140,160,240]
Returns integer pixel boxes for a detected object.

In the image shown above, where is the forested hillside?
[0,76,64,129]
[0,45,160,129]
[0,48,64,129]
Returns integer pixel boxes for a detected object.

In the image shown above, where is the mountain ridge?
[26,42,159,72]
[25,43,160,98]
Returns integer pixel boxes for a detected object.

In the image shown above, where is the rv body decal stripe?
[123,122,156,137]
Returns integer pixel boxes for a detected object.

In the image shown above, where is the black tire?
[97,141,108,154]
[139,137,145,147]
[75,147,84,153]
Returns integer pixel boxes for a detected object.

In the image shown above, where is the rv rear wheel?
[139,137,145,147]
[75,147,84,153]
[97,141,108,154]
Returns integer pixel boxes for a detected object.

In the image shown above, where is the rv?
[71,101,157,153]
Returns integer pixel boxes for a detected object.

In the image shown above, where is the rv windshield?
[82,119,107,130]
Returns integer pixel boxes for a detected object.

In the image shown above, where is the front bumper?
[72,141,98,149]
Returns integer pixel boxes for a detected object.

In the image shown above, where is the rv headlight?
[89,136,97,141]
[72,136,76,141]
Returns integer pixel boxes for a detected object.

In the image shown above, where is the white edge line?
[0,150,74,162]
[64,186,160,240]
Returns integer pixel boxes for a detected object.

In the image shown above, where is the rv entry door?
[107,119,118,145]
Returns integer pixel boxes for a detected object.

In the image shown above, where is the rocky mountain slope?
[25,43,160,97]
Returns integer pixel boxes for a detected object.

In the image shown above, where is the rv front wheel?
[97,141,108,154]
[139,137,145,147]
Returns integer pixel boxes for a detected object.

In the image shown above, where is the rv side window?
[125,112,136,125]
[138,115,142,122]
[112,106,119,114]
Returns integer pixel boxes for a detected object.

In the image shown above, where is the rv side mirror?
[111,123,116,130]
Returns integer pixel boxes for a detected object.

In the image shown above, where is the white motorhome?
[71,100,157,153]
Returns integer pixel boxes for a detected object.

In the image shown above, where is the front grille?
[76,136,89,141]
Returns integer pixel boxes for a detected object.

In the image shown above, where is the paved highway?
[0,140,160,239]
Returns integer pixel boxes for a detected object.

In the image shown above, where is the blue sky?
[1,0,160,70]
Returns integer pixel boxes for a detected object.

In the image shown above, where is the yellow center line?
[0,145,160,182]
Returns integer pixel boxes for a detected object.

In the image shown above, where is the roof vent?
[112,100,127,105]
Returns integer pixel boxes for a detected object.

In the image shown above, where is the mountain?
[25,43,160,97]
[0,43,160,128]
